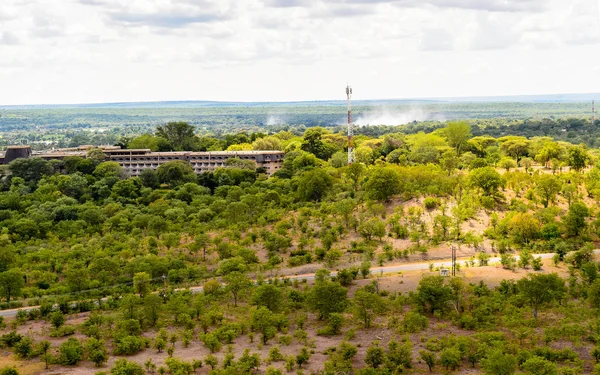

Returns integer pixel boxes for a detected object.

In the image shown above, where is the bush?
[318,313,344,336]
[268,346,285,363]
[86,338,109,367]
[423,197,440,210]
[0,367,19,375]
[402,311,429,333]
[58,338,84,365]
[49,325,76,337]
[113,336,145,355]
[202,333,221,353]
[521,356,558,375]
[1,332,23,347]
[110,359,144,375]
[50,311,65,329]
[13,337,33,359]
[439,347,461,371]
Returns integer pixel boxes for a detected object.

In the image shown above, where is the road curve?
[2,250,598,318]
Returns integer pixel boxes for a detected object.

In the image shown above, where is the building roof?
[6,146,32,149]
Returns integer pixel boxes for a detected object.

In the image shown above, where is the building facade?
[0,146,285,176]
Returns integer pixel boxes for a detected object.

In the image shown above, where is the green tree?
[251,307,277,345]
[353,288,386,328]
[300,128,336,160]
[306,280,348,320]
[444,121,472,155]
[468,167,503,196]
[440,150,459,175]
[133,272,151,298]
[37,341,51,369]
[296,347,311,368]
[50,311,65,329]
[365,342,385,368]
[252,284,284,312]
[419,350,436,372]
[296,168,333,202]
[140,168,160,188]
[415,276,452,314]
[143,294,163,327]
[85,338,108,367]
[58,338,84,365]
[0,269,24,303]
[498,157,517,171]
[345,162,366,190]
[9,158,53,185]
[564,201,588,237]
[517,273,566,320]
[358,218,386,241]
[157,161,196,186]
[110,359,145,375]
[0,367,19,375]
[129,134,171,151]
[363,166,400,202]
[225,271,252,307]
[156,122,196,151]
[568,145,589,172]
[93,162,124,179]
[65,267,89,293]
[509,213,540,245]
[439,347,461,371]
[535,174,562,208]
[520,356,558,375]
[480,349,517,375]
[499,136,530,162]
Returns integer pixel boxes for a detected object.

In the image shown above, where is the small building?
[0,146,32,165]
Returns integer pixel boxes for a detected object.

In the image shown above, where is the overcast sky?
[0,0,599,105]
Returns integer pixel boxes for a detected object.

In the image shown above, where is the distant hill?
[1,93,597,109]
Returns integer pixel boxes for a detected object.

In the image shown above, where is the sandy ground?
[2,256,590,375]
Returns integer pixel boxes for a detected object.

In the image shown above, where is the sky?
[0,0,599,105]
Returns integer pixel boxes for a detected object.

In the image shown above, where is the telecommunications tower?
[346,85,355,164]
[593,100,596,123]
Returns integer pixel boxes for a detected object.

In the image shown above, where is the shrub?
[0,367,19,375]
[423,197,440,210]
[202,333,221,353]
[113,336,145,355]
[86,338,109,367]
[58,338,84,365]
[439,347,461,371]
[268,346,285,363]
[13,337,33,359]
[520,356,558,375]
[1,332,23,347]
[402,311,429,333]
[50,311,65,329]
[110,359,144,375]
[49,325,76,337]
[318,313,344,336]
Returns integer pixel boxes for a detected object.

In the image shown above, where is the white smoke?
[354,107,435,126]
[266,115,285,126]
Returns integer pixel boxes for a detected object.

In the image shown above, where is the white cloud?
[0,0,598,105]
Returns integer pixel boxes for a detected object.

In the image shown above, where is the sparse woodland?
[3,121,600,375]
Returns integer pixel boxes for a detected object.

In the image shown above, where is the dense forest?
[1,101,598,150]
[2,121,600,375]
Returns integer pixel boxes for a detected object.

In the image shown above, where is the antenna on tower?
[346,84,355,164]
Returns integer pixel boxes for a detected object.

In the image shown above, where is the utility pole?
[346,85,355,164]
[451,244,457,276]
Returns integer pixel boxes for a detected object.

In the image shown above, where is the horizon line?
[1,91,599,108]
